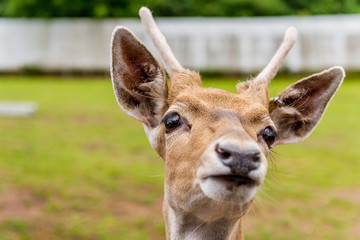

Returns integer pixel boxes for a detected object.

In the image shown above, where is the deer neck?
[163,200,244,240]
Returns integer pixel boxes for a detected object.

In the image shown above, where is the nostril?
[215,143,262,174]
[215,144,232,159]
[252,153,261,162]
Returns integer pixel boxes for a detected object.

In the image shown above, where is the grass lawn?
[0,75,359,240]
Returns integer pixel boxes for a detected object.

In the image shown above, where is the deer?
[110,7,344,240]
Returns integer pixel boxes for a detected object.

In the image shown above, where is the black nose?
[215,143,261,175]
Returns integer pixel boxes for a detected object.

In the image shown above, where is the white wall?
[0,15,360,73]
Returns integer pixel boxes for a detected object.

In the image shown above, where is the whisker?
[270,149,283,157]
[258,185,278,204]
[187,216,209,239]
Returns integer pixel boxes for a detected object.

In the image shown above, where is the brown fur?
[111,26,344,240]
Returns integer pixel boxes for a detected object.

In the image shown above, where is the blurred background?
[0,0,359,239]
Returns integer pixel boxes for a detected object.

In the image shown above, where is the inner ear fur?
[111,27,168,128]
[269,67,345,145]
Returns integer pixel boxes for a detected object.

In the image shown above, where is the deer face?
[111,8,344,223]
[160,80,273,219]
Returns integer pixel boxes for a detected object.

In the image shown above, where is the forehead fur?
[236,81,270,108]
[168,70,202,104]
[170,86,269,124]
[168,71,270,111]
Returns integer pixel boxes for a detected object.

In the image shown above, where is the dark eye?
[262,127,277,147]
[163,112,182,133]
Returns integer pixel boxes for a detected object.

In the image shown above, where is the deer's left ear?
[269,67,345,146]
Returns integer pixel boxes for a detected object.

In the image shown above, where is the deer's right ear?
[111,27,168,128]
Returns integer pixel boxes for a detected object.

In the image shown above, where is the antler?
[253,27,297,84]
[139,7,185,76]
[139,6,295,82]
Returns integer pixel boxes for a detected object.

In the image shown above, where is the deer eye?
[163,112,182,133]
[262,126,277,147]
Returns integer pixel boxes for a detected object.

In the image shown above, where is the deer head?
[110,7,344,240]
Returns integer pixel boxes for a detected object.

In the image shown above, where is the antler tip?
[139,6,151,17]
[138,6,184,75]
[285,26,297,43]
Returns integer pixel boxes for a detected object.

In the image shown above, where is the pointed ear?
[111,27,168,128]
[269,67,345,145]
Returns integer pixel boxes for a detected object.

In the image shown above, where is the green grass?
[0,75,359,240]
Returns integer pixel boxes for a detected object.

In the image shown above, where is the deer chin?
[165,180,253,221]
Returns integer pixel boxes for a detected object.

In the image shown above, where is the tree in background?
[0,0,136,17]
[1,0,360,17]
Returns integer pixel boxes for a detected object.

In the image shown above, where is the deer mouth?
[198,173,259,202]
[210,174,255,187]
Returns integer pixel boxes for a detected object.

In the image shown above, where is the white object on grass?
[0,101,38,117]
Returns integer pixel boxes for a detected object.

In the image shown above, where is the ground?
[0,75,359,240]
